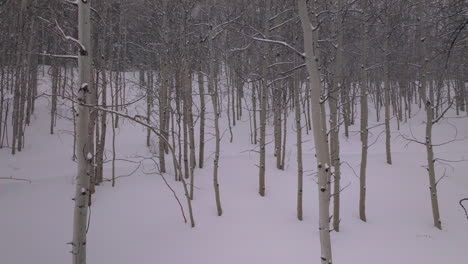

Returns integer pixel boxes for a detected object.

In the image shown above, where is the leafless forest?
[0,0,467,264]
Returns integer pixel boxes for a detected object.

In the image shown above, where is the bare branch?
[0,176,32,183]
[460,198,468,222]
[250,36,305,58]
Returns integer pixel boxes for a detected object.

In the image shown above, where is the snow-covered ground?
[1,71,467,264]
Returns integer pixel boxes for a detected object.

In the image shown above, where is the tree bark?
[294,66,303,221]
[259,0,270,197]
[208,7,223,214]
[298,0,333,262]
[95,68,107,185]
[417,0,442,229]
[359,0,369,222]
[384,22,392,165]
[331,0,344,232]
[72,1,93,263]
[198,70,205,168]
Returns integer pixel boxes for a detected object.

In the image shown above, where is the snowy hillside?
[1,71,467,264]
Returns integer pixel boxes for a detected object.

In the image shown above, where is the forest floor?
[1,70,468,264]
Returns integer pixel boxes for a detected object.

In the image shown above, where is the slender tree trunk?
[281,94,287,170]
[384,24,392,165]
[198,70,205,168]
[208,7,222,215]
[50,65,58,135]
[294,63,303,221]
[252,81,257,144]
[187,70,196,200]
[172,104,179,181]
[182,83,189,180]
[259,0,270,197]
[25,17,37,127]
[226,73,234,143]
[141,70,150,147]
[298,0,333,262]
[237,76,242,120]
[1,102,9,148]
[88,69,98,200]
[159,64,168,172]
[258,57,267,196]
[0,66,4,147]
[12,5,24,155]
[72,1,92,263]
[351,82,356,125]
[305,80,312,131]
[274,86,282,169]
[72,68,77,161]
[342,81,350,138]
[331,0,344,232]
[231,70,236,126]
[95,68,107,185]
[417,0,442,229]
[359,0,369,222]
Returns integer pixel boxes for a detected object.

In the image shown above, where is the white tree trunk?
[417,0,442,229]
[298,0,333,262]
[72,1,92,263]
[208,0,222,215]
[294,75,303,221]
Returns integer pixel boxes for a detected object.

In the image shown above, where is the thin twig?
[0,176,32,183]
[460,198,468,222]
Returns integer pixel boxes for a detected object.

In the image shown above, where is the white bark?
[209,0,222,215]
[294,71,303,221]
[298,0,333,262]
[72,0,92,263]
[417,0,442,229]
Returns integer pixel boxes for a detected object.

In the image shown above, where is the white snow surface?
[1,69,468,264]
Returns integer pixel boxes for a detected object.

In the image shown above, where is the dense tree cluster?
[0,0,466,263]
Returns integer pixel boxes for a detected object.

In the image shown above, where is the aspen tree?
[187,70,196,195]
[383,14,392,165]
[331,0,344,232]
[157,66,167,173]
[95,67,107,185]
[182,65,190,180]
[259,0,270,197]
[209,0,223,215]
[72,0,93,263]
[50,64,58,135]
[11,0,27,155]
[298,0,333,262]
[141,70,150,147]
[226,69,234,142]
[280,94,287,170]
[197,70,205,168]
[417,0,442,230]
[359,0,369,222]
[274,85,282,169]
[293,58,303,221]
[187,69,196,200]
[231,69,236,126]
[252,81,258,145]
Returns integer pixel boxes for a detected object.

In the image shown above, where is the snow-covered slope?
[1,71,467,264]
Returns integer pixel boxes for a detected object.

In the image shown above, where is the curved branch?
[460,198,468,222]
